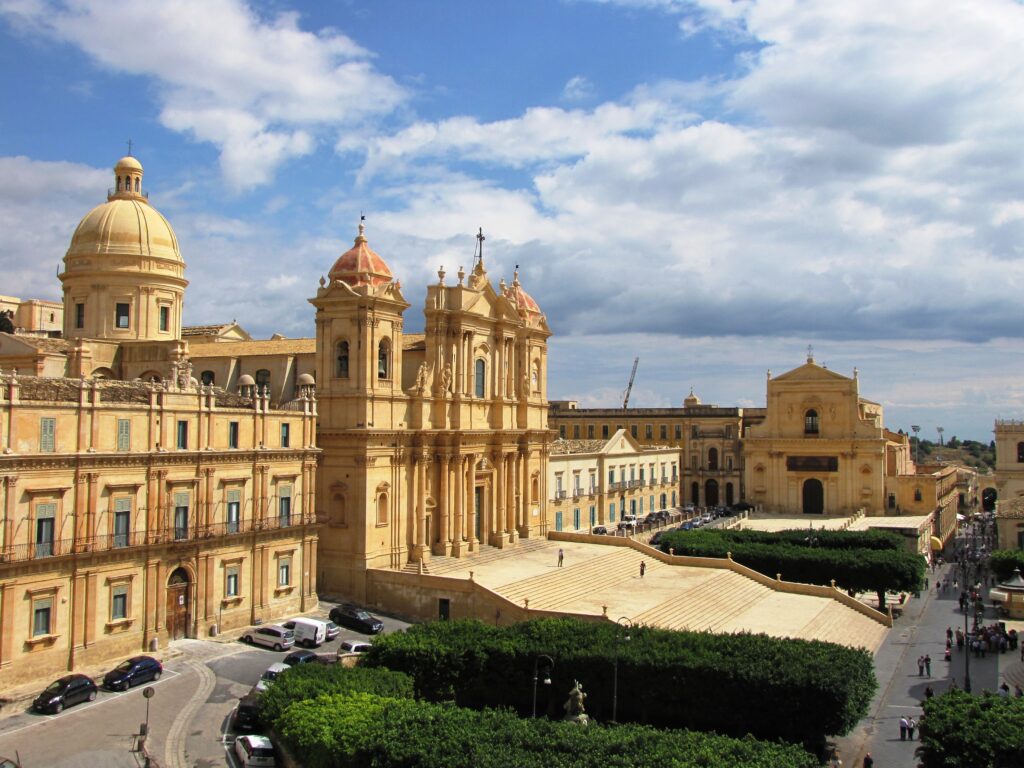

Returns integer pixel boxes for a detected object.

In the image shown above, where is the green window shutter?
[40,417,56,452]
[227,489,241,504]
[114,497,132,514]
[117,419,130,451]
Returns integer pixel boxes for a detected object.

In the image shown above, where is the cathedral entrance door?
[705,479,719,507]
[474,486,483,540]
[802,479,824,515]
[166,567,192,640]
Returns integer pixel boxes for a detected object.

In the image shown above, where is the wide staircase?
[633,570,770,633]
[401,537,553,575]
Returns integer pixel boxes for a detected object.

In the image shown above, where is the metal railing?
[0,514,316,565]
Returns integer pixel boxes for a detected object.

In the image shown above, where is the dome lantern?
[110,154,145,201]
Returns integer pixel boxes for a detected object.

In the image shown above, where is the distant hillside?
[909,437,995,472]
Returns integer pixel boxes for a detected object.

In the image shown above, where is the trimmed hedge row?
[274,691,819,768]
[918,690,1024,768]
[258,663,414,725]
[658,528,925,602]
[988,550,1024,581]
[362,618,877,747]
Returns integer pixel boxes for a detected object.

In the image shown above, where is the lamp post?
[531,654,554,718]
[911,425,921,464]
[612,616,633,724]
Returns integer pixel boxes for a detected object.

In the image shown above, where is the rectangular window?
[75,302,85,329]
[228,421,239,449]
[559,426,566,439]
[159,306,169,332]
[278,558,291,587]
[675,425,682,440]
[640,467,645,483]
[115,302,130,329]
[645,424,653,440]
[35,502,56,558]
[176,420,188,450]
[227,489,241,533]
[111,586,128,621]
[587,425,594,439]
[281,423,290,448]
[279,485,292,526]
[660,425,668,440]
[630,425,638,438]
[32,598,52,637]
[40,417,56,453]
[602,425,609,438]
[173,492,189,540]
[114,497,131,547]
[609,502,616,522]
[117,418,131,452]
[572,425,580,439]
[608,469,615,485]
[226,566,239,597]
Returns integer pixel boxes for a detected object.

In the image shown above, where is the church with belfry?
[310,223,552,599]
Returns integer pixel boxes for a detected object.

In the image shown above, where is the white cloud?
[1,0,406,190]
[561,75,595,102]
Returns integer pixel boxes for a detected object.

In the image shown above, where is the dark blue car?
[103,655,162,691]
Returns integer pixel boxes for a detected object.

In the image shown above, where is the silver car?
[242,625,294,651]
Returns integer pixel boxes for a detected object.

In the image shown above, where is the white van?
[289,617,328,648]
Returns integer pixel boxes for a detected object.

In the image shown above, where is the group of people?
[898,715,919,741]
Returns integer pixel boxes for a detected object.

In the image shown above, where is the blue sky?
[2,0,1024,442]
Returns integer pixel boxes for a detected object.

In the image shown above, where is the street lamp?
[960,559,972,693]
[612,616,633,724]
[911,425,921,464]
[531,654,554,718]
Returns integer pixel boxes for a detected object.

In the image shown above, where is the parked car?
[282,649,319,667]
[255,662,290,694]
[234,734,277,767]
[680,522,695,531]
[288,617,328,648]
[242,625,295,651]
[329,604,384,634]
[103,655,162,691]
[592,525,608,535]
[33,674,98,714]
[338,639,373,657]
[324,621,342,641]
[649,531,666,546]
[235,692,263,732]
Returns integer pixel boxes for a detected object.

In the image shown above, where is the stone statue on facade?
[416,362,428,393]
[441,363,453,394]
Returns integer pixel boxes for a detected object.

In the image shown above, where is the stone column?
[451,454,465,557]
[518,449,530,537]
[413,451,428,561]
[86,471,99,545]
[506,452,518,542]
[466,453,479,551]
[1,476,15,557]
[493,450,506,547]
[434,453,450,556]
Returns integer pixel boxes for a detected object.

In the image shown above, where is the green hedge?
[258,663,414,726]
[274,691,819,768]
[362,618,876,747]
[918,690,1024,768]
[658,528,925,602]
[988,550,1024,581]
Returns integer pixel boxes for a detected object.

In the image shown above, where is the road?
[0,605,409,768]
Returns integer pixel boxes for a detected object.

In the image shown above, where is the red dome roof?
[504,270,542,320]
[329,223,393,288]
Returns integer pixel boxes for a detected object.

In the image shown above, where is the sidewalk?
[836,561,1016,767]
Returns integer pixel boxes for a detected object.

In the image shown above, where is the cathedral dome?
[504,269,543,322]
[328,221,393,288]
[66,156,181,265]
[684,387,701,407]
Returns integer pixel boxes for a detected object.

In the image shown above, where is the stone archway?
[802,479,824,515]
[166,567,192,640]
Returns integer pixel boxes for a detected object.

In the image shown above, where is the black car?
[329,604,384,634]
[282,649,319,666]
[650,530,666,546]
[33,674,98,714]
[234,691,263,732]
[103,655,163,691]
[592,525,609,535]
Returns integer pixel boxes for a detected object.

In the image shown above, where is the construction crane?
[622,357,639,409]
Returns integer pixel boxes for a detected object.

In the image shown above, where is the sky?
[1,0,1023,442]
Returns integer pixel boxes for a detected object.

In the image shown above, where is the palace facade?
[0,156,319,685]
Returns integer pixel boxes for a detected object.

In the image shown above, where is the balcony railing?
[0,514,316,565]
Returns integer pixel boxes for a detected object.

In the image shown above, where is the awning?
[990,588,1009,603]
[930,536,944,551]
[956,514,966,521]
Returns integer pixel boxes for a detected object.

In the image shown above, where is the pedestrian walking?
[924,685,934,700]
[863,753,874,768]
[907,716,916,740]
[917,656,925,676]
[899,715,908,741]
[924,654,932,676]
[639,560,646,578]
[557,548,564,567]
[946,626,953,644]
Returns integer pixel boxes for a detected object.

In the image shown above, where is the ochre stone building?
[994,420,1024,549]
[0,156,320,686]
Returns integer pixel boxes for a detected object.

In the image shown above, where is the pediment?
[772,362,852,383]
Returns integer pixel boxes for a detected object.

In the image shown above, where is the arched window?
[376,492,389,524]
[255,369,271,392]
[117,176,123,191]
[804,409,820,434]
[336,341,349,378]
[200,370,215,386]
[474,358,486,398]
[377,340,390,379]
[134,177,140,192]
[708,447,719,471]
